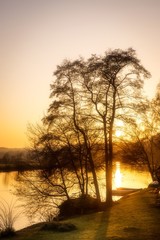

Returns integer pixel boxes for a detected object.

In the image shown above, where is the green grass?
[5,190,160,240]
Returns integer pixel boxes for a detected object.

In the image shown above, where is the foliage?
[58,194,104,218]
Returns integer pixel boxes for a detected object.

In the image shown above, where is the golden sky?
[0,0,160,148]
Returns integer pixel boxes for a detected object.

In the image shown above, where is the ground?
[6,189,160,240]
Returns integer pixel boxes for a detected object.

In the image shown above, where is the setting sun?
[115,130,122,137]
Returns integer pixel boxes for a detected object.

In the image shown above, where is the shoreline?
[13,189,160,240]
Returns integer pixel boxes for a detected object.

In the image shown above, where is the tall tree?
[45,48,150,205]
[78,49,150,204]
[45,59,101,201]
[16,49,150,217]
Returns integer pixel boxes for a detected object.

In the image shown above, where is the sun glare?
[115,130,122,137]
[115,120,124,138]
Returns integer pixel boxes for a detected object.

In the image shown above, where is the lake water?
[0,171,29,230]
[0,162,152,230]
[113,162,152,189]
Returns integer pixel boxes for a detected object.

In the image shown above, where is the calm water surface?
[0,163,152,230]
[0,172,29,230]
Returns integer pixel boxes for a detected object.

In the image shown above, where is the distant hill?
[0,147,31,171]
[0,147,26,158]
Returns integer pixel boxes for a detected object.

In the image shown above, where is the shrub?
[58,194,103,218]
[41,222,76,232]
[0,199,20,238]
[0,227,15,238]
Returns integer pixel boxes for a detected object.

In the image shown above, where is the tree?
[45,59,102,202]
[120,87,160,182]
[45,48,150,205]
[16,49,150,217]
[83,49,150,204]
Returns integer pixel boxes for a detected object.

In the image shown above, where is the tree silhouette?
[45,48,150,205]
[16,49,150,217]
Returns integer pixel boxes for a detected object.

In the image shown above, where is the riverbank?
[6,189,160,240]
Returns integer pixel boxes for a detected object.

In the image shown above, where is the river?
[0,162,152,230]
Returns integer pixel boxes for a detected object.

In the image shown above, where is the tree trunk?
[106,162,113,205]
[104,120,113,206]
[87,148,101,202]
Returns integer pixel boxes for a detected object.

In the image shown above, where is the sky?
[0,0,160,148]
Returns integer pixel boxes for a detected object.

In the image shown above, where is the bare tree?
[15,49,150,215]
[45,59,102,201]
[80,49,150,205]
[120,94,160,182]
[44,48,150,205]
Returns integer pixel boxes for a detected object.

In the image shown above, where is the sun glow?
[115,130,123,137]
[115,120,124,138]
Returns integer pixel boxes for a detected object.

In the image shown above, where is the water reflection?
[0,163,152,230]
[113,162,152,189]
[114,162,122,188]
[0,172,29,231]
[1,171,17,186]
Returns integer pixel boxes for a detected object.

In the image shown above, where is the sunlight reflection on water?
[113,162,152,189]
[98,162,152,201]
[0,163,152,230]
[114,162,122,188]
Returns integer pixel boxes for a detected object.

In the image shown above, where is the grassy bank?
[4,189,160,240]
